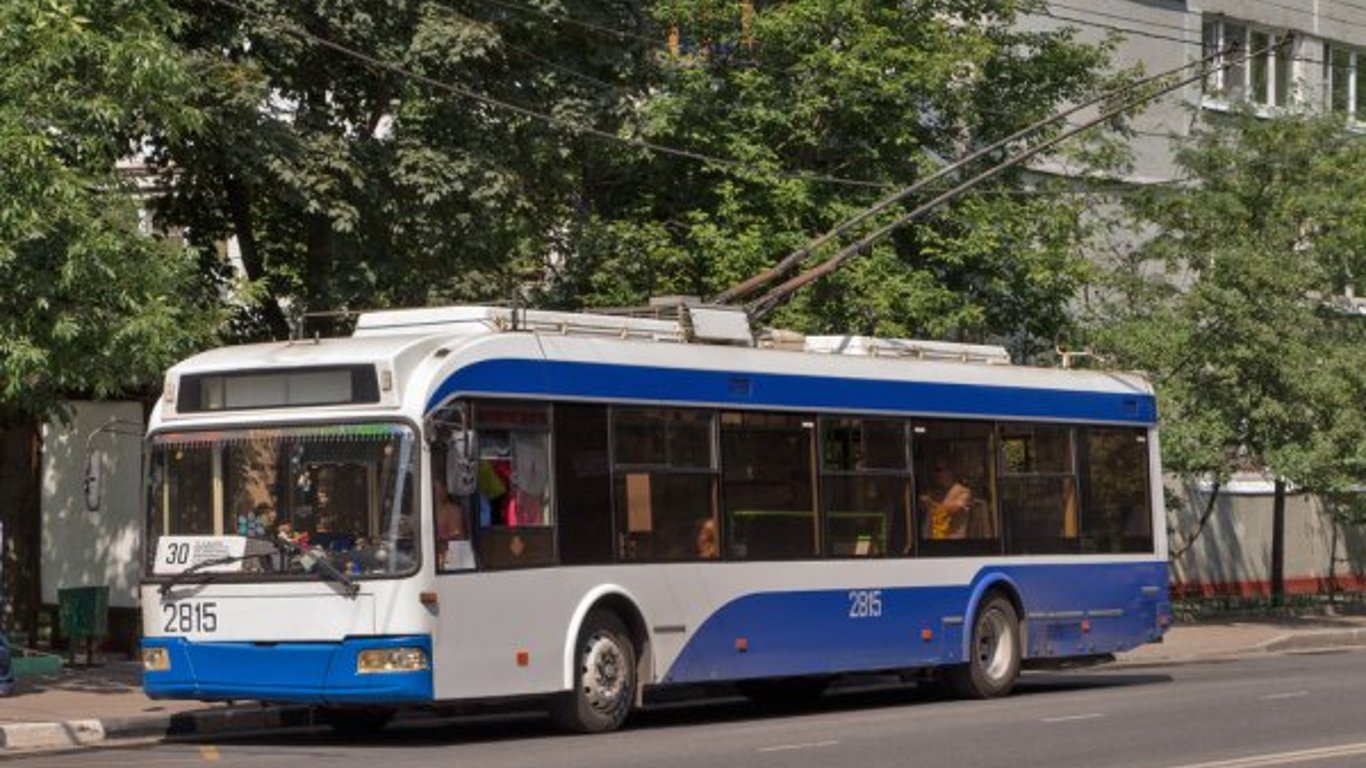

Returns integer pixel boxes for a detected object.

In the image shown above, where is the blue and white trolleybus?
[141,305,1170,733]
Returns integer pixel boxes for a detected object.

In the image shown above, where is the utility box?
[58,586,108,662]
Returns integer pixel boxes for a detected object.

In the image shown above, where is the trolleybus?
[140,304,1170,733]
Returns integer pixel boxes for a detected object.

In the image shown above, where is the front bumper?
[142,635,434,705]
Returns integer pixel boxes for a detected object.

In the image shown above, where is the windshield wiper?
[157,535,293,597]
[295,544,360,597]
[156,535,359,598]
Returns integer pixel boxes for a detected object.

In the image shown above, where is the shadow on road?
[177,667,1173,751]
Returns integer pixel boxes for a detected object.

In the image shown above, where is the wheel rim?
[974,607,1015,683]
[581,631,630,716]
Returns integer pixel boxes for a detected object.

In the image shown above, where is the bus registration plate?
[161,600,218,634]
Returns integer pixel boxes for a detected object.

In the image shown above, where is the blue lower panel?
[143,635,434,705]
[663,562,1169,683]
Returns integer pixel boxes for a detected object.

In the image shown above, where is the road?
[12,649,1366,768]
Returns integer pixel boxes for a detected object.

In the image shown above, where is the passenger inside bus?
[921,462,972,540]
[695,518,719,559]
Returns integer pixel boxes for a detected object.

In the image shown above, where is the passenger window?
[470,402,555,569]
[1080,428,1153,554]
[722,412,818,559]
[556,405,614,565]
[614,408,717,562]
[914,420,1000,556]
[821,418,910,557]
[1000,424,1079,555]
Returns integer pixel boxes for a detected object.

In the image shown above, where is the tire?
[319,706,395,737]
[948,593,1021,699]
[550,611,637,733]
[738,676,830,710]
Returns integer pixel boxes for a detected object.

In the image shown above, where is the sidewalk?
[0,659,311,750]
[1115,613,1366,666]
[4,616,1366,752]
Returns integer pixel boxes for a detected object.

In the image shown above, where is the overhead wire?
[740,38,1282,320]
[202,0,892,190]
[712,43,1226,304]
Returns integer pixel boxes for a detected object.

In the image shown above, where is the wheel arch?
[561,585,653,700]
[962,573,1026,660]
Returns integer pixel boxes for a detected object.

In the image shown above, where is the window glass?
[823,475,905,557]
[1330,48,1353,114]
[1000,424,1079,555]
[1223,24,1247,99]
[1250,30,1271,104]
[1080,429,1153,554]
[614,408,712,468]
[1274,36,1291,106]
[556,405,614,565]
[613,407,717,562]
[822,418,906,472]
[722,412,817,559]
[470,403,555,569]
[913,420,998,555]
[617,473,718,561]
[147,425,419,578]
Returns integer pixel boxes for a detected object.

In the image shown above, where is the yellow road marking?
[200,745,221,762]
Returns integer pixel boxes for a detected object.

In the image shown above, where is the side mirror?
[84,449,105,512]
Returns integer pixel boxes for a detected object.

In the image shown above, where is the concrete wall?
[1169,478,1366,597]
[40,402,146,609]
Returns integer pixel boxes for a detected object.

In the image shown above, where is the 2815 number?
[163,602,217,634]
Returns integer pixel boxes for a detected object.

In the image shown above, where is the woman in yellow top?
[921,463,972,539]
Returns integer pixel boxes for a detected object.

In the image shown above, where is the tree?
[156,0,655,339]
[547,0,1131,354]
[0,0,220,632]
[0,0,219,420]
[1090,111,1366,602]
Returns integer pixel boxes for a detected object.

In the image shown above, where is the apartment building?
[1032,1,1366,182]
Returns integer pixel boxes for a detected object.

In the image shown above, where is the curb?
[1257,627,1366,654]
[1115,626,1366,668]
[0,704,316,752]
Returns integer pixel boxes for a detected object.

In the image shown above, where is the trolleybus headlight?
[357,647,429,674]
[142,648,171,672]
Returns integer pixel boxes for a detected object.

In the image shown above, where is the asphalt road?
[14,650,1366,768]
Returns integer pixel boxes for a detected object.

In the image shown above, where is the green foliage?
[156,0,659,338]
[549,0,1125,350]
[1091,111,1366,494]
[0,0,219,421]
[146,0,1127,351]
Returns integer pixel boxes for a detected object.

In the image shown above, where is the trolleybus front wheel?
[551,610,637,733]
[948,593,1021,699]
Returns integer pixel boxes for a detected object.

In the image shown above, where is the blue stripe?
[142,635,434,705]
[662,562,1170,683]
[426,359,1156,424]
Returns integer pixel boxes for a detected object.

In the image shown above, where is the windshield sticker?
[153,536,248,575]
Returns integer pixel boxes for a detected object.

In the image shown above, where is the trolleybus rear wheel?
[949,593,1021,699]
[551,610,637,733]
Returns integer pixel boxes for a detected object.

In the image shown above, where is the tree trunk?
[1271,478,1286,607]
[225,176,292,340]
[0,419,43,645]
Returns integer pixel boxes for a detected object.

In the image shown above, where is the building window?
[1327,46,1360,118]
[1203,18,1292,108]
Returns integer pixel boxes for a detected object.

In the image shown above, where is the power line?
[741,40,1276,320]
[204,0,891,190]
